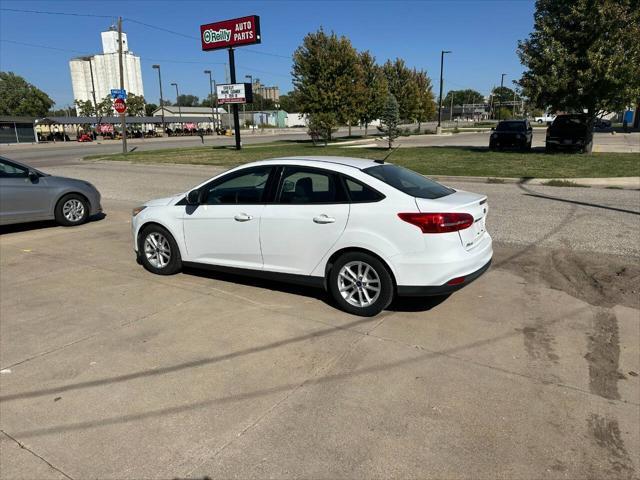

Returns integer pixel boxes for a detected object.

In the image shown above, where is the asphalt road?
[2,129,637,168]
[1,161,638,479]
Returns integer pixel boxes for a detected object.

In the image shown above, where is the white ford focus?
[132,156,492,316]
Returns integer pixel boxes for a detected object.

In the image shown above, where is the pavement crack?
[1,430,75,480]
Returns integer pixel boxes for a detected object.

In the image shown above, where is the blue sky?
[0,0,535,109]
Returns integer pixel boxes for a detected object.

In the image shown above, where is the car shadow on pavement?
[0,213,106,235]
[182,266,452,313]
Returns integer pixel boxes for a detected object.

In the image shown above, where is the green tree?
[358,51,388,136]
[145,103,158,116]
[490,86,519,117]
[292,28,362,140]
[278,93,301,113]
[74,99,96,117]
[200,94,217,108]
[307,112,337,146]
[0,72,54,116]
[126,93,146,116]
[517,0,640,147]
[382,59,420,122]
[413,69,436,130]
[380,94,400,149]
[176,94,199,107]
[443,89,485,107]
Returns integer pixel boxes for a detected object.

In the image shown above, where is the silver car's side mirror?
[27,170,39,182]
[186,189,200,205]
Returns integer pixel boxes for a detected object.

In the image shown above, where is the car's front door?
[0,159,52,225]
[260,166,350,275]
[182,166,273,269]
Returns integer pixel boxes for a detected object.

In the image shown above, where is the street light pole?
[437,50,451,134]
[245,75,253,129]
[152,64,166,135]
[497,73,506,121]
[204,70,215,131]
[117,16,127,154]
[171,82,182,121]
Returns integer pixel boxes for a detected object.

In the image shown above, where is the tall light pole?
[437,50,451,134]
[245,75,253,128]
[497,73,506,121]
[152,64,166,135]
[204,70,216,131]
[170,82,182,120]
[80,56,98,117]
[117,16,127,154]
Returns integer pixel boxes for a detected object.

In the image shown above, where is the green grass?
[84,143,640,178]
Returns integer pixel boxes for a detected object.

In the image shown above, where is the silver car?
[0,156,102,227]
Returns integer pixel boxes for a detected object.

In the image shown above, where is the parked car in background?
[534,113,556,124]
[489,120,533,150]
[131,156,492,316]
[594,117,612,130]
[545,114,593,153]
[0,157,102,227]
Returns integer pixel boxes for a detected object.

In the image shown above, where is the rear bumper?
[397,259,492,296]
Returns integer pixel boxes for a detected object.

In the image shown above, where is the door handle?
[313,214,336,224]
[234,213,253,222]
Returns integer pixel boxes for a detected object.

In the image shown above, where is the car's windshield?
[496,121,525,132]
[364,164,454,199]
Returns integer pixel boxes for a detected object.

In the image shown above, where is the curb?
[429,175,640,190]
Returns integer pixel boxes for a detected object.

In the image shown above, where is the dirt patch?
[584,309,625,400]
[494,244,640,309]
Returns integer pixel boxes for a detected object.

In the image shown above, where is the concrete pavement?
[1,162,638,479]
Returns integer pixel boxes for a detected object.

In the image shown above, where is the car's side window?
[277,167,347,204]
[203,166,271,205]
[0,160,28,178]
[343,177,384,203]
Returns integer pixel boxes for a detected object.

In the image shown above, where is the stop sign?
[113,98,127,114]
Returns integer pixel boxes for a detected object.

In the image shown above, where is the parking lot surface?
[1,162,639,479]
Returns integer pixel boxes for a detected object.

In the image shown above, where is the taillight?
[398,212,474,233]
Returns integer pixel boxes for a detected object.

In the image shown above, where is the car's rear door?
[182,166,273,269]
[260,166,350,275]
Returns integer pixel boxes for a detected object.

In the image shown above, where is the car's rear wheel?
[329,252,394,316]
[138,224,182,275]
[55,193,89,226]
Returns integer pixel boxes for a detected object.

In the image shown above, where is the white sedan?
[131,156,492,316]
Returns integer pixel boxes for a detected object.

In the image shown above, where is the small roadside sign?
[113,98,127,114]
[110,89,127,100]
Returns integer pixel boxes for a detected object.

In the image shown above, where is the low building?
[152,106,228,128]
[0,116,38,144]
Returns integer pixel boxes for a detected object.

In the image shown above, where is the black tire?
[328,251,394,317]
[137,224,182,275]
[54,193,90,226]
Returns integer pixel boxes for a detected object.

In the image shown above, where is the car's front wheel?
[328,252,394,316]
[55,193,89,226]
[138,224,182,275]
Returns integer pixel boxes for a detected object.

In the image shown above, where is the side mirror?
[186,189,200,205]
[28,170,39,181]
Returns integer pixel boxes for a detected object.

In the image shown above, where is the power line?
[1,7,293,61]
[0,39,92,56]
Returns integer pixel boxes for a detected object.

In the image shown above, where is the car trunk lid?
[414,190,488,250]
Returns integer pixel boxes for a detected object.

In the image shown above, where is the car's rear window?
[496,121,526,131]
[363,164,454,199]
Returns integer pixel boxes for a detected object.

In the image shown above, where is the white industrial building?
[69,28,144,110]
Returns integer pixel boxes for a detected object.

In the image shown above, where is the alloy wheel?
[337,260,381,308]
[62,199,85,223]
[144,232,171,269]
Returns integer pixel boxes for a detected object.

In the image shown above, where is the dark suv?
[546,114,593,153]
[489,120,533,150]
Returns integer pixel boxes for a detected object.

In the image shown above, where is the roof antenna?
[376,145,400,164]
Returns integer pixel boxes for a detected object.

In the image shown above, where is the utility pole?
[204,70,216,131]
[81,56,98,117]
[152,65,166,135]
[171,83,182,131]
[117,16,127,154]
[497,73,506,121]
[228,47,241,149]
[437,50,451,134]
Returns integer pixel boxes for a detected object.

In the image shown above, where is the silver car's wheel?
[338,260,381,308]
[62,198,85,223]
[144,232,171,269]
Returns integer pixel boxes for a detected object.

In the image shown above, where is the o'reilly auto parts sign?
[216,83,253,104]
[200,15,261,51]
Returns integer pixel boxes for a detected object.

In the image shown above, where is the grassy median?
[85,142,640,178]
